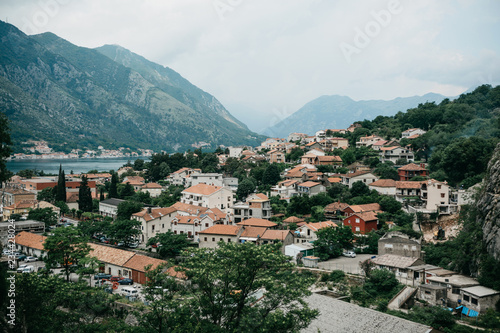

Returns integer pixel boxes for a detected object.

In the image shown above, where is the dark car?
[118,278,133,285]
[17,255,27,261]
[110,275,124,282]
[94,273,112,280]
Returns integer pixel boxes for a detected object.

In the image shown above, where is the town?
[2,114,499,332]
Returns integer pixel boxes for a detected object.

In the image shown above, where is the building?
[141,183,163,198]
[426,274,480,306]
[21,178,97,196]
[132,206,178,245]
[167,167,199,186]
[270,179,298,199]
[259,229,294,253]
[232,193,272,223]
[199,225,243,248]
[342,203,381,217]
[343,211,379,234]
[288,133,308,142]
[1,186,36,207]
[180,184,234,213]
[14,231,47,258]
[355,135,384,148]
[314,155,343,166]
[188,173,224,187]
[122,176,145,191]
[378,231,422,258]
[379,146,414,164]
[236,218,277,228]
[324,202,350,220]
[402,128,426,138]
[460,286,500,314]
[267,149,286,163]
[99,198,126,219]
[368,179,397,196]
[297,181,325,196]
[295,221,337,243]
[417,284,448,307]
[122,254,167,284]
[341,171,379,188]
[398,163,429,181]
[371,254,425,280]
[89,243,136,277]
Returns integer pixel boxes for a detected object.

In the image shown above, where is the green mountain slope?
[0,21,262,153]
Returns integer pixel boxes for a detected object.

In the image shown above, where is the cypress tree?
[78,176,93,212]
[109,172,118,199]
[56,164,67,202]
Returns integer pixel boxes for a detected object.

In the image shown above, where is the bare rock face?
[478,143,500,261]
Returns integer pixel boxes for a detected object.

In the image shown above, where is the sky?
[1,0,500,133]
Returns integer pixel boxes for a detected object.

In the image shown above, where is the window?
[212,237,215,242]
[205,223,209,227]
[355,227,360,232]
[162,224,164,229]
[471,297,478,305]
[437,185,441,189]
[220,238,223,242]
[195,232,198,236]
[228,238,231,242]
[204,237,207,241]
[355,218,360,223]
[463,295,470,302]
[174,230,177,234]
[180,231,183,234]
[441,193,445,198]
[152,225,155,231]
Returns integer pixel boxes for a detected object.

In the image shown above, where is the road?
[317,254,375,275]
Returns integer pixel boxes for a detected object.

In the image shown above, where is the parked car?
[118,278,133,285]
[24,256,38,262]
[17,255,27,261]
[127,242,139,248]
[22,266,35,273]
[342,250,356,258]
[94,273,112,280]
[17,264,28,273]
[121,287,139,298]
[110,276,124,282]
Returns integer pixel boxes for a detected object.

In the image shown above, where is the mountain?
[262,93,448,137]
[0,21,263,153]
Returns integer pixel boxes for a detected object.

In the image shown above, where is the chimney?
[147,207,152,214]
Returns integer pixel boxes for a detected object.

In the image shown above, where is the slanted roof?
[303,221,337,231]
[252,193,269,201]
[328,177,342,183]
[237,218,277,228]
[349,211,379,222]
[346,203,381,213]
[100,198,126,207]
[182,183,222,195]
[316,156,342,162]
[14,231,46,251]
[324,202,350,212]
[171,202,209,215]
[398,163,427,171]
[369,179,397,187]
[175,215,200,224]
[298,181,321,188]
[283,216,305,223]
[123,254,167,273]
[133,207,178,222]
[462,286,500,298]
[89,243,135,266]
[240,226,268,239]
[142,182,163,189]
[261,229,292,241]
[172,167,191,174]
[371,254,423,269]
[344,170,372,178]
[199,225,241,236]
[396,181,423,189]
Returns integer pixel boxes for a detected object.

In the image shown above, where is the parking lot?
[317,254,375,275]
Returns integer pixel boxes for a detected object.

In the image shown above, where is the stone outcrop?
[478,142,500,261]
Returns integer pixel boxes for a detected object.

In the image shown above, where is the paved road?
[317,254,376,275]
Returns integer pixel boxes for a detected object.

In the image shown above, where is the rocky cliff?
[478,142,500,261]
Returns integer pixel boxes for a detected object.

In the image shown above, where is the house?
[371,140,388,151]
[232,193,272,223]
[267,149,285,163]
[297,181,325,196]
[170,207,228,240]
[318,137,349,151]
[341,171,379,188]
[270,179,298,199]
[426,274,480,306]
[355,135,384,148]
[228,147,244,158]
[122,176,145,191]
[284,165,316,182]
[304,142,323,151]
[222,177,239,192]
[284,243,315,258]
[324,202,350,220]
[282,216,305,226]
[132,206,179,244]
[99,198,126,219]
[167,168,199,186]
[187,173,224,187]
[122,254,167,284]
[378,231,422,258]
[236,218,277,228]
[1,186,36,207]
[379,146,414,164]
[2,200,37,220]
[314,155,343,166]
[398,163,429,181]
[89,243,136,277]
[371,254,425,279]
[199,225,243,248]
[260,229,294,253]
[395,181,422,202]
[368,179,397,196]
[343,211,379,234]
[80,173,112,184]
[460,286,500,314]
[342,203,381,217]
[21,178,97,197]
[180,184,234,213]
[417,284,448,307]
[288,133,308,142]
[141,183,163,198]
[14,231,47,258]
[260,138,287,150]
[301,153,318,165]
[420,179,451,214]
[295,221,337,243]
[402,128,426,138]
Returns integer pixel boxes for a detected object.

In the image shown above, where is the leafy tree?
[133,158,145,171]
[378,196,402,214]
[43,226,91,281]
[107,219,142,245]
[179,242,319,332]
[236,178,256,200]
[56,164,67,202]
[118,182,136,199]
[28,207,58,226]
[147,231,190,258]
[201,153,219,173]
[286,147,304,162]
[116,200,143,220]
[350,181,370,197]
[78,217,111,239]
[0,112,12,186]
[363,269,399,298]
[262,163,281,185]
[109,172,119,198]
[37,186,56,203]
[17,168,37,178]
[314,225,354,260]
[78,176,93,212]
[54,200,70,216]
[76,256,101,286]
[374,162,399,180]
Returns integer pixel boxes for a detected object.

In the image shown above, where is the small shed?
[284,243,315,258]
[460,286,500,314]
[303,256,320,268]
[417,284,447,307]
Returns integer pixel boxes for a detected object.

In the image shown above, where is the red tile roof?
[369,179,397,187]
[346,203,381,213]
[133,207,178,222]
[298,181,321,188]
[240,226,268,238]
[261,229,292,241]
[171,202,209,215]
[398,163,427,171]
[396,181,423,189]
[123,254,167,273]
[303,221,337,231]
[199,225,241,236]
[183,184,222,195]
[14,231,46,251]
[236,218,277,228]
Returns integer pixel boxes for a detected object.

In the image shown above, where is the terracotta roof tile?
[123,254,167,273]
[303,221,337,231]
[369,179,397,187]
[283,216,305,223]
[398,163,427,171]
[396,181,423,189]
[15,231,46,251]
[240,226,268,238]
[182,184,223,195]
[236,218,277,228]
[261,229,292,241]
[347,203,381,213]
[171,202,209,215]
[89,243,136,266]
[142,182,163,189]
[298,181,321,188]
[199,225,241,235]
[324,202,349,212]
[133,207,178,222]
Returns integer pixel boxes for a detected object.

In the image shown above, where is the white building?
[132,206,179,245]
[180,184,235,213]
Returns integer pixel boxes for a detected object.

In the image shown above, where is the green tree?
[147,231,190,258]
[378,196,402,214]
[54,200,70,216]
[37,187,56,203]
[236,178,256,200]
[107,219,142,245]
[78,175,93,212]
[374,162,399,180]
[0,112,12,186]
[116,200,143,220]
[109,172,119,198]
[262,163,281,185]
[56,164,67,202]
[119,182,136,199]
[314,225,354,260]
[43,226,91,281]
[179,242,319,332]
[28,207,58,226]
[350,181,370,197]
[133,158,145,171]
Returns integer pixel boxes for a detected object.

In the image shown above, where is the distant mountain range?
[262,93,449,137]
[0,21,264,153]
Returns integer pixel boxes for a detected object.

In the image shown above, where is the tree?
[43,226,90,281]
[28,207,58,226]
[262,163,281,185]
[56,164,67,202]
[119,182,135,199]
[78,176,93,212]
[107,219,142,245]
[0,112,12,187]
[76,256,101,286]
[37,187,56,203]
[116,200,143,220]
[350,181,370,197]
[374,162,399,180]
[179,242,319,332]
[109,172,119,198]
[54,201,70,216]
[378,196,402,214]
[147,231,191,258]
[314,225,354,260]
[133,158,145,171]
[236,178,256,200]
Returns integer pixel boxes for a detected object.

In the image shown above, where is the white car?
[21,266,35,273]
[343,251,356,258]
[25,256,38,262]
[17,264,28,273]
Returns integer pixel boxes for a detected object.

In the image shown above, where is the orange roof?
[372,140,388,146]
[240,226,268,238]
[183,184,222,195]
[369,179,397,187]
[298,181,321,188]
[142,182,163,189]
[261,229,292,241]
[15,231,46,251]
[344,170,372,178]
[398,163,427,171]
[6,200,37,210]
[133,207,178,222]
[173,167,191,174]
[347,203,381,213]
[123,254,167,273]
[199,225,241,236]
[171,202,209,215]
[236,218,277,228]
[324,202,349,212]
[396,181,423,189]
[253,193,269,201]
[175,215,200,224]
[89,243,136,266]
[347,211,379,222]
[317,156,342,162]
[379,146,399,151]
[303,221,337,231]
[328,177,342,183]
[283,216,304,223]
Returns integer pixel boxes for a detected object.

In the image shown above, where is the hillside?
[262,93,447,137]
[0,21,263,153]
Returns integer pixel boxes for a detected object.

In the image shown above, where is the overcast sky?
[1,0,500,132]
